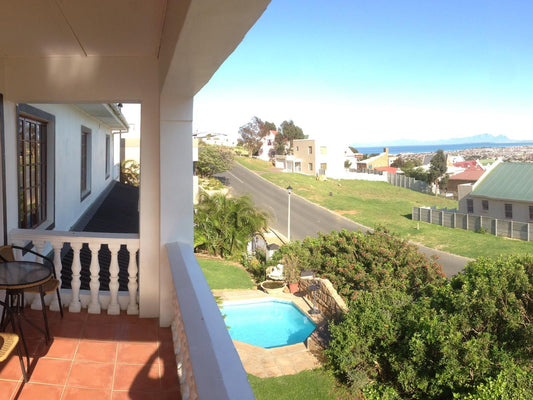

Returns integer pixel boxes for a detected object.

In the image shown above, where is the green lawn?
[196,256,255,290]
[248,369,350,400]
[235,156,275,173]
[236,157,533,259]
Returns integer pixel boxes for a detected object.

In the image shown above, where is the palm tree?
[194,193,269,258]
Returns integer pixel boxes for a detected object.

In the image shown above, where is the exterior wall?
[257,131,276,161]
[292,139,316,175]
[447,179,477,197]
[2,102,115,233]
[469,197,532,223]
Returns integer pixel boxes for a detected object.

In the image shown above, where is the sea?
[355,142,533,155]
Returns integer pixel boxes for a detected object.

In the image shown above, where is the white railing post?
[49,241,63,312]
[30,240,48,310]
[69,242,83,313]
[127,244,139,315]
[87,242,101,314]
[107,244,121,315]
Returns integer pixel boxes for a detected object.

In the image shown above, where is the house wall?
[461,196,533,223]
[293,139,316,175]
[2,102,115,233]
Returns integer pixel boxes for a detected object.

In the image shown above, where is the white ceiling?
[0,0,167,58]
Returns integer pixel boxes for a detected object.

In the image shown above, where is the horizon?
[193,1,533,145]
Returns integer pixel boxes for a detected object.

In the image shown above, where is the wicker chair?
[0,300,28,382]
[0,245,63,318]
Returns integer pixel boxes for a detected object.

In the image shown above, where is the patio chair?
[0,300,28,382]
[266,264,284,281]
[0,245,63,318]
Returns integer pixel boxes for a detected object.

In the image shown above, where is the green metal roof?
[472,162,533,202]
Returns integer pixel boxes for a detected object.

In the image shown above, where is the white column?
[107,243,121,315]
[69,242,83,313]
[159,94,194,327]
[138,96,161,318]
[87,242,101,314]
[30,240,47,310]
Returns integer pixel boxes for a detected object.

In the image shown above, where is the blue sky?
[193,0,533,145]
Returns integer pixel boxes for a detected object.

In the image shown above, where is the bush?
[196,145,234,178]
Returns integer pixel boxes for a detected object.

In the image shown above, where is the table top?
[0,260,52,289]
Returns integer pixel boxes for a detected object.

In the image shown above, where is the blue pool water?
[221,299,316,349]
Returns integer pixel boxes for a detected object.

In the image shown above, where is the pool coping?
[212,289,325,378]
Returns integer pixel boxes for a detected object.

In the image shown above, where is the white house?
[257,130,279,161]
[0,1,270,398]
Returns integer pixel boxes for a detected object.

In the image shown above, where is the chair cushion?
[0,333,19,362]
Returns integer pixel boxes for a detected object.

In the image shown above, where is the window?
[530,206,533,221]
[308,163,313,171]
[320,163,327,171]
[466,199,473,214]
[296,146,299,151]
[504,203,512,219]
[17,115,47,228]
[105,135,111,179]
[482,200,489,211]
[81,126,92,200]
[308,146,312,154]
[320,146,327,155]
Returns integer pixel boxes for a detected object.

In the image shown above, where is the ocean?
[355,142,533,155]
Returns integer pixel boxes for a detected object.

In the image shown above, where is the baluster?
[69,242,83,313]
[87,242,101,314]
[107,244,121,315]
[30,240,47,310]
[126,244,139,315]
[49,241,63,312]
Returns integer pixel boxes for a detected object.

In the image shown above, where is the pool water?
[220,299,316,349]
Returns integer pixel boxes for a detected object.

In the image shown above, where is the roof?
[453,160,483,170]
[449,169,485,181]
[471,163,533,202]
[375,166,397,174]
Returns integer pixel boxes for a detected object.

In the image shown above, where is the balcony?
[1,232,253,399]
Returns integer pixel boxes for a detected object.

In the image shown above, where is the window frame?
[529,205,533,221]
[466,199,474,214]
[80,126,92,201]
[308,162,313,171]
[481,200,489,211]
[504,203,512,219]
[105,134,111,179]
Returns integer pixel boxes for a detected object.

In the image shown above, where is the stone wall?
[299,278,348,320]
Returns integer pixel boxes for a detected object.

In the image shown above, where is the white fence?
[389,174,431,194]
[412,207,533,242]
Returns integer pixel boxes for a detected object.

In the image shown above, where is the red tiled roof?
[453,160,483,170]
[449,169,485,181]
[375,166,397,173]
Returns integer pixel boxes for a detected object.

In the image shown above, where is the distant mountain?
[371,134,529,147]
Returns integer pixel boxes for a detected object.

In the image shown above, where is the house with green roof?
[458,161,533,223]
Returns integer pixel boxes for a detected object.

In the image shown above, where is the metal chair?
[0,245,63,318]
[0,300,28,382]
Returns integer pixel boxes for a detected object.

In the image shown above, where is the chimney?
[384,147,389,154]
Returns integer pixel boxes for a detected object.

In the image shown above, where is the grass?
[235,156,275,173]
[196,256,255,290]
[248,369,351,400]
[236,157,533,259]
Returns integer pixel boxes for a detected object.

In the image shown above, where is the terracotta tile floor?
[0,308,180,400]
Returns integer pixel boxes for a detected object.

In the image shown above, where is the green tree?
[238,116,272,156]
[279,120,305,147]
[120,159,140,186]
[428,149,447,186]
[194,193,269,258]
[196,145,234,178]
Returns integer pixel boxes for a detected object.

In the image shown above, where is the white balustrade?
[8,229,139,316]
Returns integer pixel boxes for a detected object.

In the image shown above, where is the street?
[216,163,472,276]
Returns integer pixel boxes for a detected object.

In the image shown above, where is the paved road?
[217,163,471,276]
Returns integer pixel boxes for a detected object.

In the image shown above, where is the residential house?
[447,169,485,198]
[357,148,390,171]
[279,139,345,178]
[257,130,278,161]
[459,162,533,223]
[0,1,270,398]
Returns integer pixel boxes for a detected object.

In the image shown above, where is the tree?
[120,159,140,186]
[238,116,272,156]
[194,193,269,258]
[428,149,447,187]
[344,160,352,169]
[279,120,305,147]
[196,145,234,178]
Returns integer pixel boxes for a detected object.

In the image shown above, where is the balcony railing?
[167,242,254,400]
[9,228,140,315]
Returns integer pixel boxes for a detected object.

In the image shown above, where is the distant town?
[400,144,533,163]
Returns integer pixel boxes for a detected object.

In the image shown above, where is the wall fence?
[412,206,533,242]
[388,174,431,194]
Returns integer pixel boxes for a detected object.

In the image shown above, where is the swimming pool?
[220,299,316,349]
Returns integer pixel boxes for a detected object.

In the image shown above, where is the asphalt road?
[216,163,472,276]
